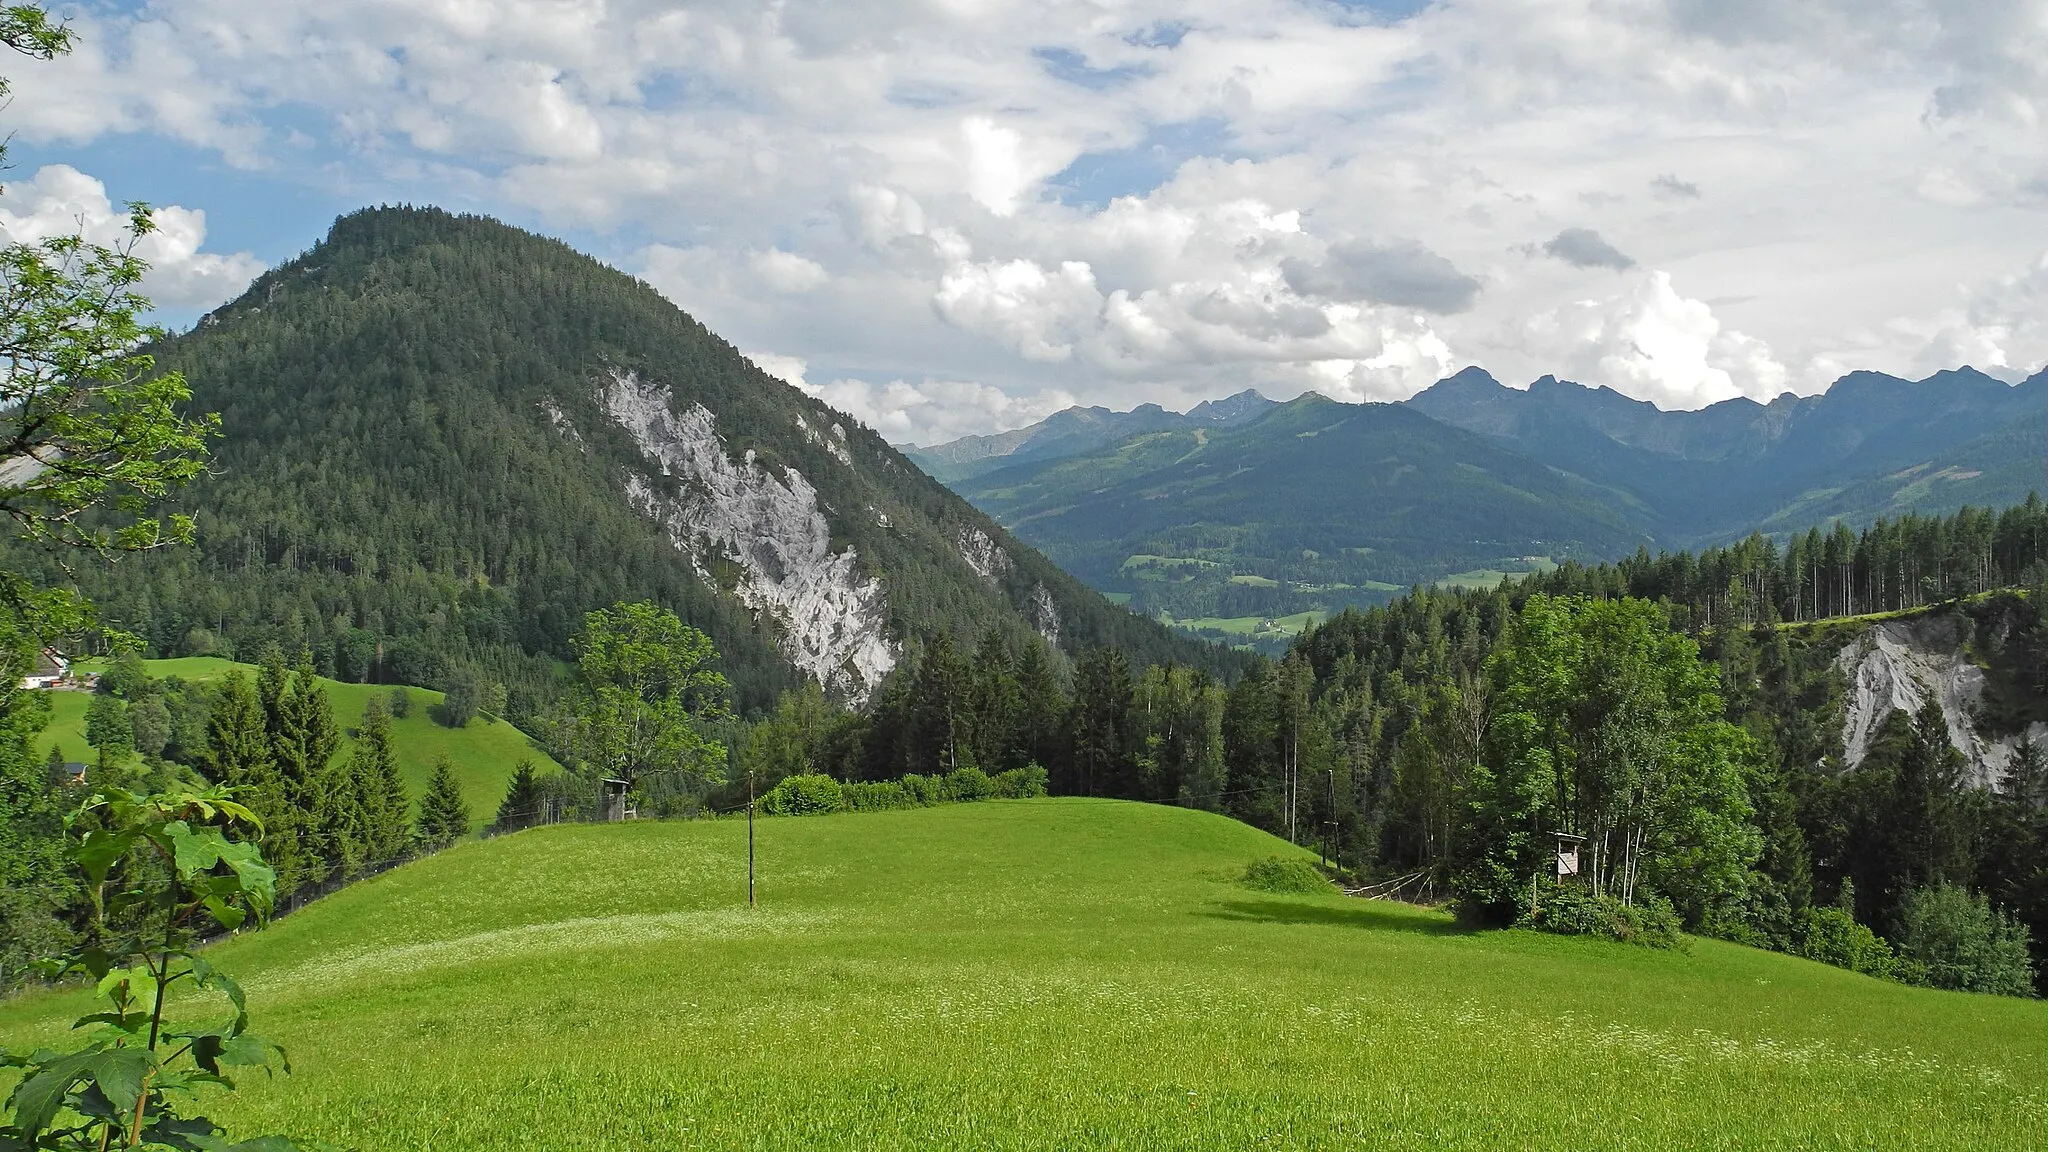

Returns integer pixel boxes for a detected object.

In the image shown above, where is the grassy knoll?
[3,799,2039,1150]
[33,657,558,829]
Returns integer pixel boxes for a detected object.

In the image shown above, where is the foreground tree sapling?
[0,787,300,1150]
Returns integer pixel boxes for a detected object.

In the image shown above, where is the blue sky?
[6,0,2043,444]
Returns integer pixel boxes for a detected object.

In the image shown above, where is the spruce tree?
[345,696,412,868]
[270,655,344,890]
[415,757,470,850]
[491,759,542,833]
[1068,648,1138,798]
[201,671,304,893]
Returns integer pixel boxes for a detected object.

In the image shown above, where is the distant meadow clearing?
[1,799,2040,1150]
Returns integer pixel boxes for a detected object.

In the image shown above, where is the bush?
[842,781,909,811]
[1524,883,1685,949]
[761,773,844,816]
[992,763,1050,799]
[944,765,993,801]
[900,773,941,806]
[1894,885,2036,996]
[1797,906,1906,981]
[1240,856,1331,894]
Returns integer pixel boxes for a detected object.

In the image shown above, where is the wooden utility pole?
[747,766,756,907]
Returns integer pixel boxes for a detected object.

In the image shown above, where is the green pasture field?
[32,657,559,830]
[4,799,2039,1150]
[1170,610,1327,638]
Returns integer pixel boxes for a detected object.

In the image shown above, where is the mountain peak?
[1187,388,1277,424]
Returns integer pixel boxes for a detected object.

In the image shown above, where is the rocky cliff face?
[596,368,896,699]
[1835,614,2044,789]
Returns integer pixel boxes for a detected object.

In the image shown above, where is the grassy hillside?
[2,800,2037,1150]
[33,658,559,830]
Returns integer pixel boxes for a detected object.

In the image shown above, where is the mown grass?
[33,657,559,830]
[6,799,2042,1149]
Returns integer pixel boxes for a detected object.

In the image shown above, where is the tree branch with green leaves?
[1,787,301,1150]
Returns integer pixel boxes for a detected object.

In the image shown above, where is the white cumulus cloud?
[0,165,264,310]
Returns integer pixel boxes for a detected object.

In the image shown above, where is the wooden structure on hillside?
[1552,832,1586,882]
[601,778,636,822]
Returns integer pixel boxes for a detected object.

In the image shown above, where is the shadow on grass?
[1200,897,1479,938]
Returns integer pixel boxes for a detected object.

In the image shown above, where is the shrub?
[842,781,909,811]
[1893,885,2036,996]
[1797,906,1905,981]
[900,773,941,806]
[1240,856,1331,894]
[992,763,1050,799]
[1524,883,1684,949]
[944,765,993,801]
[762,773,844,816]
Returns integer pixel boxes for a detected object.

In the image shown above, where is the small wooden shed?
[601,778,630,822]
[1552,832,1586,882]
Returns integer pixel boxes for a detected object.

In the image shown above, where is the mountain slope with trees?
[933,365,2040,634]
[9,207,1228,719]
[950,393,1652,624]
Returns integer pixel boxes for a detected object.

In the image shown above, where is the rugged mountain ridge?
[925,364,2040,636]
[1405,365,2045,538]
[40,207,1224,714]
[907,388,1277,484]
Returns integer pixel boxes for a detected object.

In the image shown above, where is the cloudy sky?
[5,1,2044,444]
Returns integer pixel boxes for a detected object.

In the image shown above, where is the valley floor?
[2,800,2041,1150]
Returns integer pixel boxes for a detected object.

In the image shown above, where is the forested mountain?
[934,365,2040,634]
[952,393,1650,622]
[11,207,1226,718]
[906,388,1276,484]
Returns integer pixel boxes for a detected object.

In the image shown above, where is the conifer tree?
[1069,647,1138,798]
[345,696,412,868]
[269,654,344,890]
[492,759,542,833]
[416,756,470,849]
[1013,636,1067,775]
[965,628,1021,771]
[200,670,305,892]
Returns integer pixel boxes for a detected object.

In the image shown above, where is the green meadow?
[33,657,559,829]
[2,799,2039,1150]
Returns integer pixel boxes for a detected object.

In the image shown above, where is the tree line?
[1524,497,2048,629]
[702,501,2048,993]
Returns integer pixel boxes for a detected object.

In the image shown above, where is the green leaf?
[72,827,137,886]
[202,895,248,932]
[167,820,233,879]
[82,1047,154,1118]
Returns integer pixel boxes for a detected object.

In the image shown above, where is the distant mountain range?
[915,365,2043,644]
[1405,365,2045,539]
[908,388,1279,484]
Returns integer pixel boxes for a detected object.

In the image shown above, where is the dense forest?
[0,207,1231,722]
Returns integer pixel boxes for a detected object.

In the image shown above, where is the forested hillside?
[951,393,1649,623]
[6,207,1227,718]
